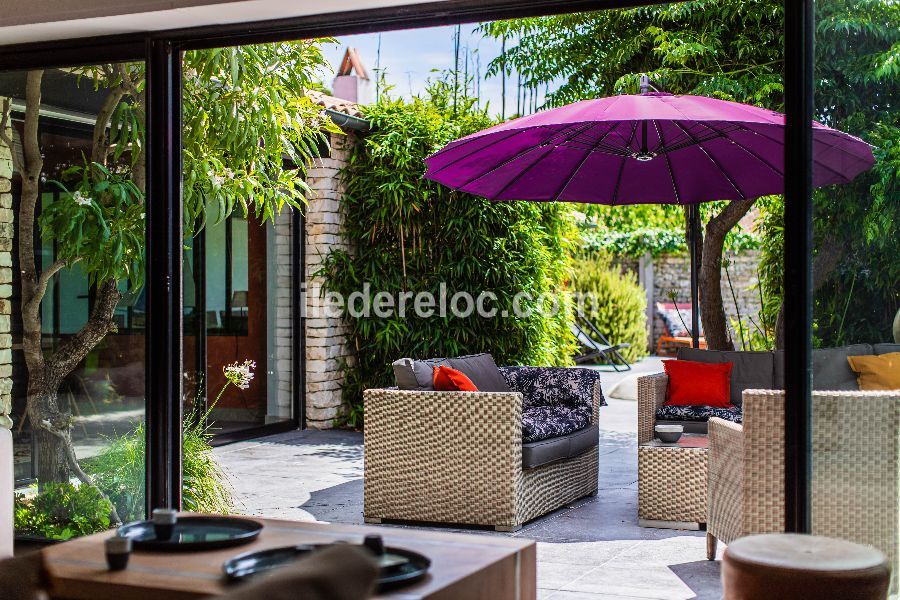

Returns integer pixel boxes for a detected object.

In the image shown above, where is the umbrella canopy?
[424,92,875,204]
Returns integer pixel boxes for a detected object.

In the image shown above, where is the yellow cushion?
[846,352,900,390]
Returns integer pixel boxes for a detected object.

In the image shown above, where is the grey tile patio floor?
[214,358,724,599]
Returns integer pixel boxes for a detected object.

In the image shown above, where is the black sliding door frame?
[145,39,184,511]
[0,0,815,523]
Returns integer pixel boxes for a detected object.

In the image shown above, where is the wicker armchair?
[707,389,899,590]
[638,372,669,444]
[363,373,601,531]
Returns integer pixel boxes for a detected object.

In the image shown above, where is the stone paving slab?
[214,359,722,599]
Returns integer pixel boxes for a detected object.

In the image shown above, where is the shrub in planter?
[15,482,112,541]
[571,256,648,363]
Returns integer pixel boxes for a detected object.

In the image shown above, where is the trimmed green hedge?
[571,256,648,363]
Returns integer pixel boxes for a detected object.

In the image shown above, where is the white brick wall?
[302,132,357,428]
[0,101,13,427]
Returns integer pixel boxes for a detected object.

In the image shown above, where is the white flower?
[224,359,256,390]
[73,191,92,206]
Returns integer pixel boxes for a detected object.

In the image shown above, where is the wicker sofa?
[707,389,899,591]
[639,344,900,441]
[363,365,603,531]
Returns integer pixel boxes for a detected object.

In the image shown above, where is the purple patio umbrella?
[424,89,875,347]
[424,92,874,204]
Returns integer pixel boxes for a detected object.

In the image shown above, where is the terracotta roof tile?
[307,90,365,119]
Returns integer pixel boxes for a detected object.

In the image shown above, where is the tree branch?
[24,259,78,319]
[91,84,127,166]
[699,198,756,350]
[17,71,46,373]
[47,279,121,379]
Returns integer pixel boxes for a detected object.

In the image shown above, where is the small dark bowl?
[655,429,683,443]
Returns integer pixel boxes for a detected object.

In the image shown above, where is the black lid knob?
[363,534,385,556]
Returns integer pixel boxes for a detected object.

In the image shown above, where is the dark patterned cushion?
[522,406,593,443]
[500,367,604,442]
[655,404,742,424]
[499,366,605,412]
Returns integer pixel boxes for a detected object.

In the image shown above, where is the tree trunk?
[4,69,129,490]
[28,379,68,485]
[699,199,756,350]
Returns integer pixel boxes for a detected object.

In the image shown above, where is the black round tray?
[118,516,263,551]
[223,543,431,592]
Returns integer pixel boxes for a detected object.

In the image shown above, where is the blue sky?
[320,23,552,118]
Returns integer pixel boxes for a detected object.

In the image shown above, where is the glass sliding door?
[180,41,325,440]
[1,62,147,540]
[809,0,899,588]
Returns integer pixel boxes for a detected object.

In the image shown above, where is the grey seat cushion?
[522,424,598,469]
[812,344,872,390]
[676,348,774,407]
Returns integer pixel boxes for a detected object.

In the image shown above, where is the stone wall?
[302,132,356,429]
[269,209,293,422]
[616,250,762,353]
[0,103,12,428]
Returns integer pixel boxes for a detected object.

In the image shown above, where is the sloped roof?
[307,89,364,119]
[336,47,369,80]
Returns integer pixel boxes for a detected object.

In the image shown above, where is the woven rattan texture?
[638,373,668,444]
[707,389,898,591]
[638,444,707,523]
[363,379,602,529]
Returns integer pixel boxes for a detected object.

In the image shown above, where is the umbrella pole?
[688,204,701,349]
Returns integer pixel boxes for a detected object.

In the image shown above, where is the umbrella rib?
[671,120,746,198]
[654,119,681,204]
[454,122,597,191]
[726,122,856,182]
[611,121,639,205]
[702,121,785,177]
[491,145,556,200]
[427,128,529,176]
[550,122,612,202]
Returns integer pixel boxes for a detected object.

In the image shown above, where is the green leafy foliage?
[84,401,233,523]
[43,163,145,287]
[15,483,112,541]
[480,2,784,109]
[571,256,648,363]
[182,42,342,234]
[757,1,900,346]
[45,41,339,290]
[579,226,759,258]
[318,77,577,426]
[484,1,898,346]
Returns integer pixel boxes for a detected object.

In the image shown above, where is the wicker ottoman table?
[638,433,708,530]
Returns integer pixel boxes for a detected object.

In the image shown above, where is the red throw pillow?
[432,365,479,392]
[663,359,733,408]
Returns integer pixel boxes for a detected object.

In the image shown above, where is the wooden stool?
[722,534,890,600]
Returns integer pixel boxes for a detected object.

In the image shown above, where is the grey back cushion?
[874,343,900,355]
[812,344,872,390]
[676,347,775,407]
[447,353,511,393]
[392,353,510,392]
[392,357,446,390]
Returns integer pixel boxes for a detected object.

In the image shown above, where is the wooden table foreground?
[42,516,536,600]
